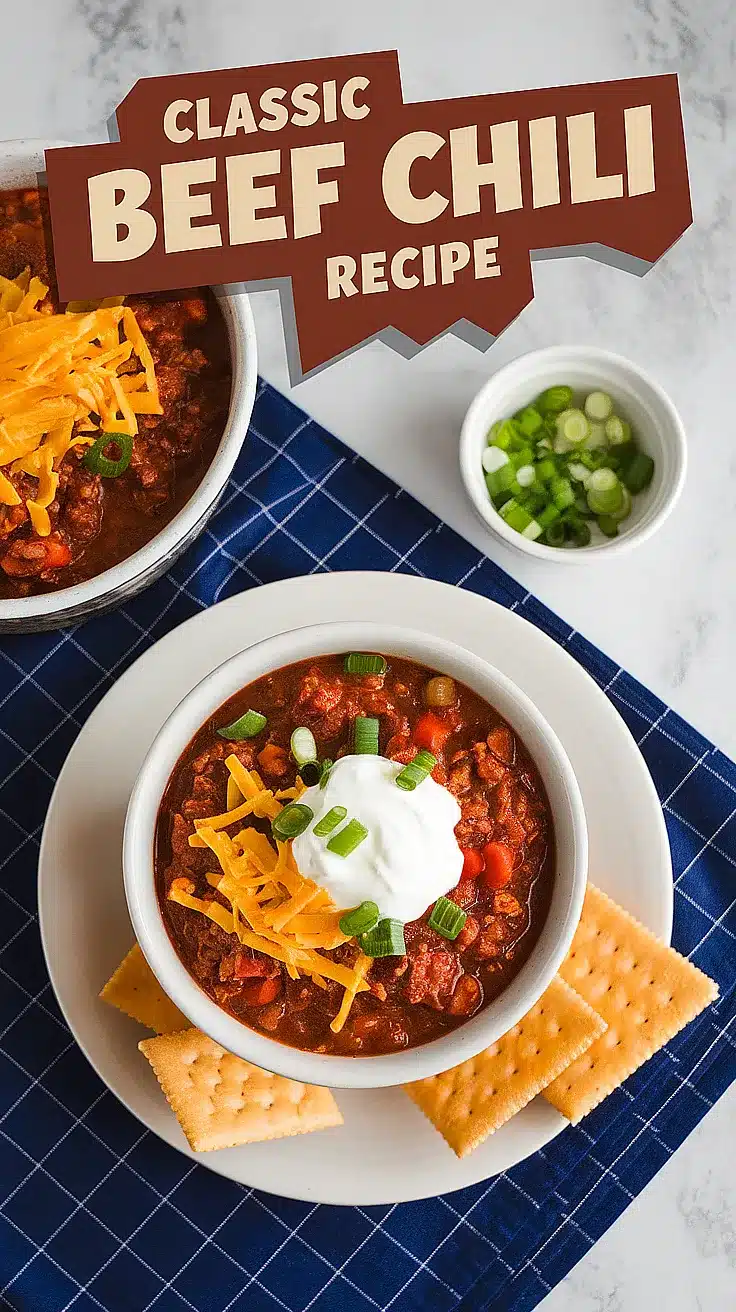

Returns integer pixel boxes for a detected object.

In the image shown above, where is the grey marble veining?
[2,1,734,1307]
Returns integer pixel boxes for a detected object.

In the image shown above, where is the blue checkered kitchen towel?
[0,380,734,1312]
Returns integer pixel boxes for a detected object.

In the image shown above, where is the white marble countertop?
[4,1,734,1307]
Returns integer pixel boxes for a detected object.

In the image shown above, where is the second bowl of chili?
[0,139,258,632]
[123,621,588,1089]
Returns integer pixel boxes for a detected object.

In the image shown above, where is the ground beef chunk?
[406,945,461,1010]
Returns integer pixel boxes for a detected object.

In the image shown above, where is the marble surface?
[2,1,734,1307]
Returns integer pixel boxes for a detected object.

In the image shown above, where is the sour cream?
[292,754,463,923]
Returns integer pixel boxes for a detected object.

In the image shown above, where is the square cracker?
[100,944,189,1035]
[139,1028,343,1152]
[403,975,606,1158]
[544,883,719,1123]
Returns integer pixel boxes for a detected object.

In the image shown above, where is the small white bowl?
[460,346,687,563]
[123,621,588,1089]
[0,139,258,632]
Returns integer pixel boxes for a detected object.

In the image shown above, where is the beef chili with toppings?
[155,653,554,1056]
[0,188,232,598]
[156,650,556,1060]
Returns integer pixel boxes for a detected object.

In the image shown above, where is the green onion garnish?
[83,432,134,478]
[339,901,380,937]
[318,759,333,789]
[217,709,267,740]
[344,653,387,676]
[271,803,314,841]
[428,896,467,940]
[536,385,573,414]
[326,818,368,856]
[354,716,379,755]
[586,468,624,516]
[482,387,655,549]
[395,749,437,791]
[313,805,347,837]
[298,761,321,787]
[360,918,406,957]
[622,451,654,494]
[290,726,317,766]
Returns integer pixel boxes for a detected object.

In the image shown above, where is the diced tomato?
[257,742,289,777]
[44,538,72,570]
[461,847,484,881]
[414,712,453,756]
[482,841,515,889]
[233,953,272,979]
[240,976,282,1006]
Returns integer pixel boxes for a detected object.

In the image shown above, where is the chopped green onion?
[622,451,654,494]
[597,514,619,538]
[584,391,614,422]
[217,709,267,740]
[606,485,632,524]
[490,418,524,450]
[605,415,631,446]
[536,385,573,414]
[537,503,561,529]
[556,409,590,445]
[327,818,369,856]
[584,421,609,451]
[83,432,134,478]
[482,386,654,550]
[508,444,534,471]
[428,896,467,940]
[395,749,437,791]
[586,468,624,516]
[354,716,380,755]
[545,520,566,547]
[272,803,314,840]
[313,805,347,837]
[298,761,322,787]
[565,515,592,548]
[550,476,575,511]
[536,457,558,483]
[318,758,333,789]
[522,518,543,541]
[499,497,533,533]
[513,404,544,437]
[339,901,380,936]
[567,461,591,486]
[344,653,387,676]
[360,918,406,957]
[290,726,317,765]
[485,462,521,499]
[482,445,509,474]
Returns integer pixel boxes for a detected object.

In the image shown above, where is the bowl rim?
[459,344,688,563]
[0,136,258,623]
[123,620,588,1089]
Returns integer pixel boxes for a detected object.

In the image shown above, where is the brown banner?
[44,50,691,380]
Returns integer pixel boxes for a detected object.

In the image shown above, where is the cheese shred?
[0,269,162,535]
[170,762,371,1031]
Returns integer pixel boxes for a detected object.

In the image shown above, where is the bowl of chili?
[123,621,588,1089]
[0,139,258,632]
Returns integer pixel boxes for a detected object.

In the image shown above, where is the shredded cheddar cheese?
[0,269,162,536]
[170,761,371,1031]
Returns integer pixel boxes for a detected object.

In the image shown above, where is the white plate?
[38,573,672,1205]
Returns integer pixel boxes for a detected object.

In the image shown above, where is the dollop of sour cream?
[292,754,464,924]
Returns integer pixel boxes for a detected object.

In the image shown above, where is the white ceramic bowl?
[460,346,687,563]
[123,621,588,1089]
[0,139,258,632]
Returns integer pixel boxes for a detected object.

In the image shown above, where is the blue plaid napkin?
[0,380,733,1312]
